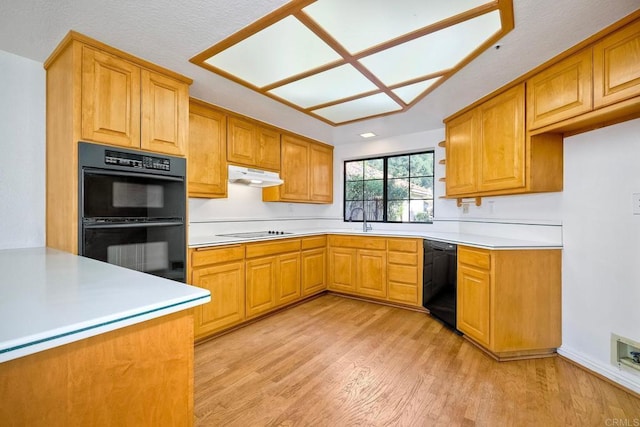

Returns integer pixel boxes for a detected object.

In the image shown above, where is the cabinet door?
[192,261,245,338]
[477,84,525,192]
[356,249,387,298]
[140,70,188,156]
[256,127,281,171]
[279,135,310,200]
[457,264,491,347]
[302,248,326,296]
[328,247,357,293]
[445,109,477,196]
[227,116,256,166]
[309,143,333,203]
[246,256,276,318]
[526,48,593,130]
[188,101,227,198]
[593,20,640,108]
[81,46,140,148]
[275,253,301,306]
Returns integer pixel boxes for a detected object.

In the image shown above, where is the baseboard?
[558,346,640,397]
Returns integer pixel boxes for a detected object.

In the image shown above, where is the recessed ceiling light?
[191,0,514,126]
[360,132,376,138]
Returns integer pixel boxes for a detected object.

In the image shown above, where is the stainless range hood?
[228,165,283,188]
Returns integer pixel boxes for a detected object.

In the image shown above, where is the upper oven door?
[81,168,185,221]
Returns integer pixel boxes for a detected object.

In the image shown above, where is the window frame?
[343,150,435,224]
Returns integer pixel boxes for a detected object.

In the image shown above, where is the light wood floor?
[194,294,640,426]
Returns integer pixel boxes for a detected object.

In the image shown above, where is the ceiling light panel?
[204,15,342,88]
[312,93,402,123]
[191,0,513,125]
[359,10,502,86]
[302,0,492,54]
[268,64,379,108]
[392,78,441,104]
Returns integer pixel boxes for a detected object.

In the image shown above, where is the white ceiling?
[0,0,638,145]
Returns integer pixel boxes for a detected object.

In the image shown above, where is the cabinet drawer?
[387,238,419,253]
[388,264,418,284]
[301,235,327,250]
[388,282,419,305]
[246,239,301,258]
[388,251,418,266]
[192,245,244,268]
[328,235,386,250]
[458,246,491,270]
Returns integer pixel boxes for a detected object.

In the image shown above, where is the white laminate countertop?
[189,228,563,250]
[0,247,211,363]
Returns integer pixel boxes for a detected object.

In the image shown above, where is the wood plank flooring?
[194,295,640,426]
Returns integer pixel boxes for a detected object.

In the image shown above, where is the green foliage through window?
[344,151,434,223]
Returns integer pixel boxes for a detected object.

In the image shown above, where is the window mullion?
[382,157,388,222]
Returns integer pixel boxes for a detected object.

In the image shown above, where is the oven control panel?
[105,150,171,171]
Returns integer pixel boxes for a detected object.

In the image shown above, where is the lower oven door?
[82,221,185,282]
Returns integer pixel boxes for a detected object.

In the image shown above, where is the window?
[344,151,434,223]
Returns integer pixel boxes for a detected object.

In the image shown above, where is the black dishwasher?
[423,240,458,331]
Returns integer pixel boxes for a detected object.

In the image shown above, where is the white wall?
[559,118,640,393]
[0,50,45,249]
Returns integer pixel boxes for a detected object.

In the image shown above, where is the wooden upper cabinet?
[263,134,333,204]
[227,116,256,166]
[477,84,525,192]
[526,48,593,130]
[278,135,310,200]
[445,84,531,197]
[79,42,188,156]
[140,70,189,156]
[309,143,333,203]
[81,46,141,148]
[593,19,640,109]
[227,116,281,170]
[257,127,281,170]
[188,99,227,198]
[445,109,477,196]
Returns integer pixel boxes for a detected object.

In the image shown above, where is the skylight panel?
[204,15,342,88]
[303,0,493,54]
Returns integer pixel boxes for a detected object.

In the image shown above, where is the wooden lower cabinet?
[190,246,245,338]
[246,256,277,318]
[275,252,301,306]
[456,246,562,360]
[457,263,491,347]
[301,236,327,296]
[387,238,423,306]
[327,235,423,308]
[356,249,387,298]
[245,239,302,319]
[328,247,357,293]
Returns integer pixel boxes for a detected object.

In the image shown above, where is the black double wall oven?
[79,142,186,282]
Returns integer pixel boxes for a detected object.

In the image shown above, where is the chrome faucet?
[349,207,372,232]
